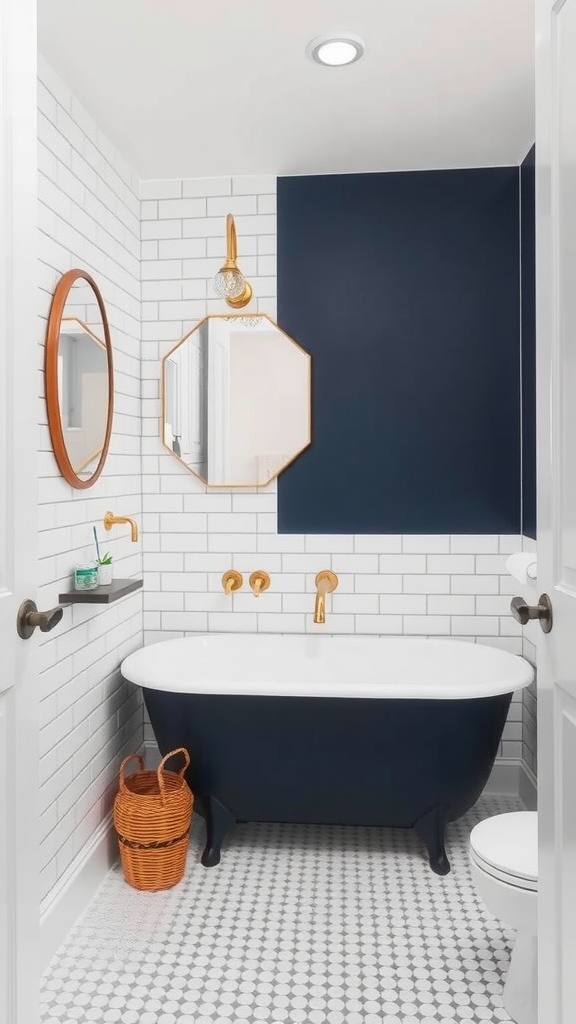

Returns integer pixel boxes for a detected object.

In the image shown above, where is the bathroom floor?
[41,795,523,1024]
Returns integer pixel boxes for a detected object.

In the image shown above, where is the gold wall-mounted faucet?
[103,511,139,543]
[249,571,270,597]
[222,570,243,595]
[313,570,338,624]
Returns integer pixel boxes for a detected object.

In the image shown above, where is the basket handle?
[118,752,145,793]
[157,747,191,804]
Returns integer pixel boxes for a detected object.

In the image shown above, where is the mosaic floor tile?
[41,795,523,1023]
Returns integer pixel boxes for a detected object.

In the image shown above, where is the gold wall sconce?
[213,213,253,308]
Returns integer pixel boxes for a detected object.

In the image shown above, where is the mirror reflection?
[58,281,109,478]
[162,314,311,487]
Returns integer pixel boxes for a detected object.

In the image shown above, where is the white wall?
[37,58,143,912]
[139,175,526,770]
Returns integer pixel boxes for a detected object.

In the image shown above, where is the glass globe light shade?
[214,266,246,299]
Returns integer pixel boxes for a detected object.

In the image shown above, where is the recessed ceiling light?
[307,34,365,67]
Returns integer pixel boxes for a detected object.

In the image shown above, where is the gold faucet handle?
[315,570,338,592]
[222,570,243,595]
[249,570,270,597]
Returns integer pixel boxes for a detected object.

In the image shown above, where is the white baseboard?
[485,757,537,808]
[40,743,163,970]
[519,761,538,810]
[39,811,118,973]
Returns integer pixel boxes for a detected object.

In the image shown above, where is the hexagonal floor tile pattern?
[41,795,523,1023]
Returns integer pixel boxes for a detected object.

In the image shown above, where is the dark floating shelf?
[59,578,143,605]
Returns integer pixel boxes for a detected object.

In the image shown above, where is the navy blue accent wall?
[521,147,536,540]
[277,169,521,535]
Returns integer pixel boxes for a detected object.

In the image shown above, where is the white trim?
[0,0,39,1019]
[486,757,538,808]
[39,812,118,973]
[519,760,538,810]
[485,758,523,795]
[519,160,524,532]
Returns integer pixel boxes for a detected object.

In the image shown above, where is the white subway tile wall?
[139,176,530,768]
[38,59,143,908]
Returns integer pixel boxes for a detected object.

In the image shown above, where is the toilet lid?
[470,812,538,887]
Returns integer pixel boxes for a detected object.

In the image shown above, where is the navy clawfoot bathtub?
[121,634,533,875]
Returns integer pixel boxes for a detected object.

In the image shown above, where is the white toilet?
[469,811,538,1024]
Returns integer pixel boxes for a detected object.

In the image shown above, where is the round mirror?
[162,314,311,487]
[45,269,114,489]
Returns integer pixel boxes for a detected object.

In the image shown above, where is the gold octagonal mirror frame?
[161,313,312,488]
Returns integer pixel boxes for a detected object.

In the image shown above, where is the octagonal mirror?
[162,314,311,486]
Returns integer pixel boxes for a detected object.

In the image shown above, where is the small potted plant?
[97,552,113,586]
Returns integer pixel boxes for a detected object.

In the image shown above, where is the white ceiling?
[38,0,534,180]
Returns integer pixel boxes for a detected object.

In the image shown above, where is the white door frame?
[0,0,40,1020]
[536,0,576,1020]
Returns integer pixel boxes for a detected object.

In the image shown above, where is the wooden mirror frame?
[45,269,114,489]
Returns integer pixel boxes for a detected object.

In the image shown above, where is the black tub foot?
[413,804,450,875]
[201,795,236,867]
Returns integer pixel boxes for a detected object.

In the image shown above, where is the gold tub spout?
[313,570,338,624]
[103,511,139,542]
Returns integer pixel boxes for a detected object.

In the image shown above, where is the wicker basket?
[113,747,194,891]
